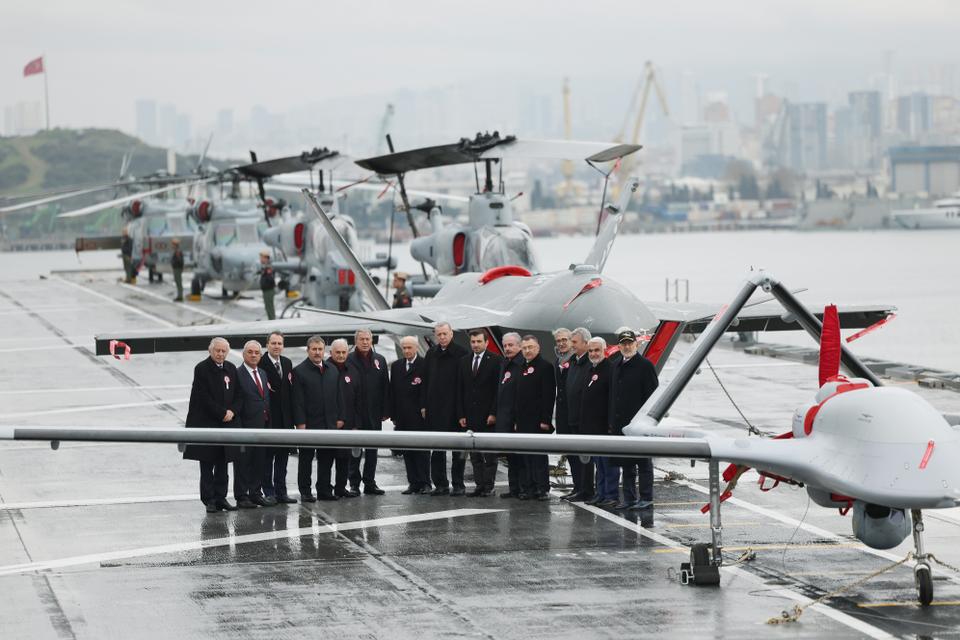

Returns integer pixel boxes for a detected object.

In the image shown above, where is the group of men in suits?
[552,326,660,510]
[184,321,659,514]
[184,329,389,512]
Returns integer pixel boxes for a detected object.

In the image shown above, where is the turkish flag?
[23,56,44,77]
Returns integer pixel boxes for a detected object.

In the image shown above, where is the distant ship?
[892,195,960,229]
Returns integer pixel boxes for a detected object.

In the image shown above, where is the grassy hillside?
[0,129,242,241]
[0,128,238,195]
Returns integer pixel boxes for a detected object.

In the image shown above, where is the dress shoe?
[517,493,530,500]
[430,487,450,496]
[317,493,339,501]
[499,491,517,499]
[479,490,494,497]
[205,502,219,513]
[613,502,632,510]
[569,494,593,503]
[276,495,298,504]
[338,488,361,498]
[364,485,386,495]
[595,499,617,508]
[417,486,432,495]
[466,489,484,497]
[237,499,258,509]
[215,499,238,511]
[585,495,604,506]
[349,485,362,494]
[535,493,551,501]
[250,496,269,507]
[262,496,279,507]
[401,485,418,495]
[559,491,578,501]
[300,493,317,503]
[450,488,466,497]
[629,500,654,510]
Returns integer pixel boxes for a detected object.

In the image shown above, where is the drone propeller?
[818,304,842,387]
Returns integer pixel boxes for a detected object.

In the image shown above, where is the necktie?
[274,359,281,375]
[252,368,264,397]
[406,360,412,373]
[472,354,480,375]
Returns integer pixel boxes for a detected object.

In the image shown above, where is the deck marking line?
[0,508,503,576]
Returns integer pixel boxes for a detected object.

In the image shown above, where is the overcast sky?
[3,0,958,135]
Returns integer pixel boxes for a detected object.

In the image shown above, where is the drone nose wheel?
[911,509,934,606]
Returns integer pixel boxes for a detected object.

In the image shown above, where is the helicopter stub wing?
[75,235,122,252]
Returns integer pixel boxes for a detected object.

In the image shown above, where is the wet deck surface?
[3,269,960,638]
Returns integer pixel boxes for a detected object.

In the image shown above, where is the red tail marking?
[478,265,532,284]
[643,321,681,366]
[846,313,896,343]
[819,304,841,387]
[919,440,935,470]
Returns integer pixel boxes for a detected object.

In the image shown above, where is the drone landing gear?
[911,509,934,606]
[679,459,722,586]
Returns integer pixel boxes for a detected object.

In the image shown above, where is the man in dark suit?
[347,328,390,495]
[515,334,557,500]
[234,340,273,508]
[329,338,362,497]
[561,327,592,500]
[580,337,613,505]
[495,332,524,498]
[389,335,430,494]
[293,336,343,501]
[184,337,242,513]
[609,328,660,511]
[457,329,502,496]
[261,331,296,503]
[421,321,469,496]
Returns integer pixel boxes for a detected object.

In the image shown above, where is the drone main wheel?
[916,564,933,607]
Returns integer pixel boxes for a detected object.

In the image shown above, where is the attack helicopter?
[355,132,641,296]
[257,152,396,314]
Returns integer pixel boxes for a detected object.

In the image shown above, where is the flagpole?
[42,54,49,130]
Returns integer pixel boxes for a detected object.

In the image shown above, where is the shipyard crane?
[555,78,583,201]
[613,61,669,194]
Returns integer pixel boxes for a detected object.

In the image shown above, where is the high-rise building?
[784,103,827,172]
[158,103,178,146]
[897,92,932,139]
[848,90,882,169]
[135,99,157,143]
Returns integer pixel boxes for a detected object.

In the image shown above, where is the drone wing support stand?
[632,270,884,587]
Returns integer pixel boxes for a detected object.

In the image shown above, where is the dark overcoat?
[183,357,242,462]
[421,342,469,431]
[347,349,389,429]
[263,354,294,429]
[292,358,342,429]
[389,356,427,430]
[457,350,503,431]
[579,358,612,436]
[514,355,557,434]
[494,355,523,433]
